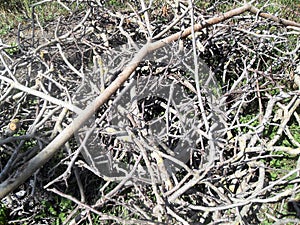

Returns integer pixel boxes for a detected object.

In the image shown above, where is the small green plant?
[35,198,73,224]
[290,124,300,144]
[0,204,8,225]
[268,151,296,180]
[239,114,260,133]
[106,0,123,7]
[4,42,18,55]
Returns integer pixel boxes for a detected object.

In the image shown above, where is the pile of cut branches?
[0,0,300,224]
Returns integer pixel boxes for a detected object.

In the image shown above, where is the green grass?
[256,0,300,22]
[34,198,74,225]
[0,204,8,225]
[0,0,69,35]
[3,42,18,55]
[0,0,33,34]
